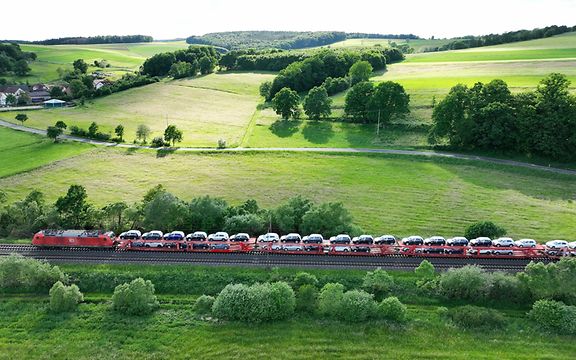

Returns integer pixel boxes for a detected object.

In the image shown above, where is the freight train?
[31,229,575,260]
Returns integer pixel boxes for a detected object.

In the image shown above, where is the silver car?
[515,239,537,248]
[492,237,515,247]
[546,240,568,249]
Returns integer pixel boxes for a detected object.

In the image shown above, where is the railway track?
[0,244,549,271]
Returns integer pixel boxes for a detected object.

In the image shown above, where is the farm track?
[0,244,548,272]
[1,119,575,176]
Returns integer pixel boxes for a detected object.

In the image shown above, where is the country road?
[2,119,575,176]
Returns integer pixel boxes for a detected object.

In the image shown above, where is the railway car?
[32,230,117,248]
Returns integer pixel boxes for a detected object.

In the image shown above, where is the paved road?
[2,119,575,176]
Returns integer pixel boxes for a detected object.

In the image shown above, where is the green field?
[0,127,92,178]
[320,38,455,52]
[9,41,190,83]
[0,144,574,240]
[0,72,275,147]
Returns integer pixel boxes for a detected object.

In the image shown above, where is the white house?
[0,92,6,106]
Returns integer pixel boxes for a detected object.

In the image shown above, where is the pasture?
[0,72,275,147]
[0,146,574,240]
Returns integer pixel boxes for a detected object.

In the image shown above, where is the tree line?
[0,185,361,239]
[0,43,36,77]
[429,73,576,161]
[31,35,153,45]
[141,46,218,77]
[423,24,576,52]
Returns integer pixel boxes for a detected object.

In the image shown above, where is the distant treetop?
[32,35,154,45]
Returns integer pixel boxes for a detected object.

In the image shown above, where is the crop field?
[320,38,455,52]
[0,72,275,147]
[0,127,92,178]
[0,144,574,239]
[11,41,190,83]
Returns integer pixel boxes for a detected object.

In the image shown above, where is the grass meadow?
[0,72,275,147]
[0,145,574,240]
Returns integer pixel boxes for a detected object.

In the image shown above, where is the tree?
[46,126,63,142]
[318,283,345,318]
[349,60,373,85]
[169,61,193,79]
[0,254,67,293]
[259,81,272,99]
[272,87,300,120]
[112,278,159,315]
[362,268,394,300]
[296,284,319,313]
[339,290,378,322]
[292,272,319,289]
[428,84,471,146]
[17,92,31,106]
[187,196,228,234]
[379,296,408,322]
[415,260,436,282]
[344,81,374,121]
[274,195,313,233]
[50,86,65,98]
[15,113,28,125]
[5,94,16,106]
[438,265,489,301]
[223,214,266,235]
[88,122,98,137]
[464,221,506,240]
[115,124,124,141]
[136,124,151,143]
[49,281,83,313]
[142,191,187,231]
[69,79,89,98]
[14,59,30,76]
[301,202,357,237]
[164,125,183,146]
[199,56,216,75]
[55,185,92,228]
[73,59,88,74]
[55,120,67,130]
[366,81,410,125]
[303,86,332,120]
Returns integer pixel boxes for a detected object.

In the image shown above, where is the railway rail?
[0,244,549,271]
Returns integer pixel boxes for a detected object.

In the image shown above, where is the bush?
[151,136,166,148]
[465,221,507,240]
[362,268,394,300]
[292,272,319,289]
[212,282,295,323]
[438,265,489,301]
[296,284,319,313]
[318,283,345,318]
[338,290,378,323]
[112,278,159,315]
[49,281,83,313]
[415,260,436,285]
[217,139,226,149]
[194,295,215,315]
[528,300,576,334]
[518,258,576,304]
[379,296,408,322]
[448,305,506,329]
[487,272,530,305]
[0,254,67,293]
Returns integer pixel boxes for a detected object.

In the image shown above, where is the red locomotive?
[32,230,117,248]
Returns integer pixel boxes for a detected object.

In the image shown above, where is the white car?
[515,239,537,248]
[208,232,229,241]
[492,237,515,247]
[546,240,568,249]
[142,230,163,240]
[120,230,141,240]
[283,245,304,251]
[333,245,352,252]
[186,231,208,241]
[258,233,280,243]
[568,241,576,249]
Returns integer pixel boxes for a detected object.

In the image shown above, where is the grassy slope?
[319,38,455,52]
[1,296,574,360]
[10,41,190,83]
[0,127,92,178]
[0,149,574,240]
[0,72,275,147]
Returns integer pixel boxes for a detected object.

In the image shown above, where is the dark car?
[402,236,424,246]
[422,247,445,254]
[304,245,323,252]
[142,231,163,240]
[470,237,493,247]
[331,234,352,244]
[444,248,464,255]
[352,246,371,253]
[374,235,396,245]
[210,243,230,250]
[192,243,210,250]
[447,237,469,246]
[424,236,446,246]
[353,235,374,245]
[282,233,302,243]
[165,231,185,241]
[231,233,250,242]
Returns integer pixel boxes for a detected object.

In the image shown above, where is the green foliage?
[296,284,319,313]
[49,281,83,313]
[322,76,350,95]
[199,56,217,75]
[379,296,408,322]
[344,81,374,121]
[439,265,489,301]
[339,290,378,323]
[415,260,436,282]
[73,59,88,74]
[223,213,266,235]
[293,272,319,289]
[55,185,93,229]
[272,87,301,120]
[259,81,272,98]
[142,191,187,231]
[193,295,215,315]
[164,125,183,146]
[300,202,358,237]
[366,81,410,124]
[0,190,50,238]
[0,43,35,76]
[135,124,151,142]
[46,126,63,142]
[303,86,332,120]
[448,305,506,329]
[273,195,313,233]
[349,60,373,85]
[518,258,576,304]
[112,278,159,316]
[150,136,166,147]
[169,61,195,79]
[142,46,217,77]
[528,300,576,334]
[15,113,28,124]
[464,221,507,240]
[0,254,67,293]
[114,124,124,141]
[187,196,228,234]
[318,283,345,318]
[362,268,394,300]
[55,121,67,130]
[212,282,295,323]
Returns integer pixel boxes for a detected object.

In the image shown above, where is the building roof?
[0,85,30,93]
[44,99,66,104]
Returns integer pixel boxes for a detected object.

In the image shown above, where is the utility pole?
[376,109,381,137]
